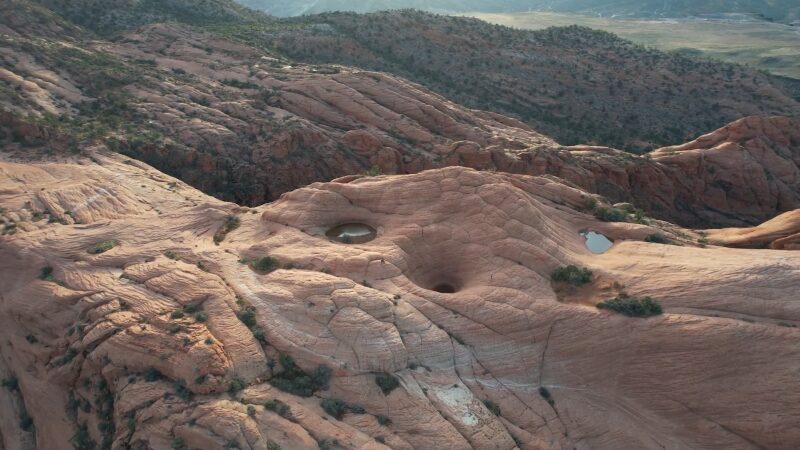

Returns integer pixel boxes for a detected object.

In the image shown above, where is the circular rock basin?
[581,231,613,254]
[326,223,377,244]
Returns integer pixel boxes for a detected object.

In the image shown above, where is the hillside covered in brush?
[240,0,800,23]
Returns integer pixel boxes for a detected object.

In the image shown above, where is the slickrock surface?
[2,152,799,449]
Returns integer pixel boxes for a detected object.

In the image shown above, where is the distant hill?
[15,1,800,152]
[35,0,266,34]
[260,10,800,151]
[238,0,800,23]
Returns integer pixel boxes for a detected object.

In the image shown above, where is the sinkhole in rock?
[432,283,457,294]
[326,223,377,244]
[581,230,614,254]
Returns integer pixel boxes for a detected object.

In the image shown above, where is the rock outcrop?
[2,5,800,228]
[2,151,799,449]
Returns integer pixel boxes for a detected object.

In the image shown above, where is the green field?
[464,12,800,79]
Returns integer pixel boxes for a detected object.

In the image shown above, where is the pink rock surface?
[1,152,799,449]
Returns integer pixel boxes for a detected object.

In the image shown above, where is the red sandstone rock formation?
[2,151,799,449]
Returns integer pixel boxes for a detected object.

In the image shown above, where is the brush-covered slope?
[2,151,800,450]
[241,0,800,23]
[257,11,800,152]
[12,1,800,153]
[3,1,800,228]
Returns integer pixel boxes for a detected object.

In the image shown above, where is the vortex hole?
[432,283,456,294]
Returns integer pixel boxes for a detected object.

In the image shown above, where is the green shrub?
[1,377,19,392]
[377,415,391,426]
[87,240,118,254]
[40,266,55,281]
[251,256,279,273]
[170,310,185,319]
[267,440,282,450]
[173,381,191,401]
[264,399,292,418]
[597,294,662,317]
[60,348,78,366]
[143,368,162,382]
[594,207,627,222]
[238,306,257,328]
[550,265,593,286]
[214,215,241,244]
[644,233,671,244]
[70,423,97,450]
[269,354,330,397]
[229,377,246,393]
[247,405,257,416]
[321,398,347,419]
[195,312,208,323]
[19,411,33,431]
[483,399,501,416]
[171,436,186,450]
[374,373,399,395]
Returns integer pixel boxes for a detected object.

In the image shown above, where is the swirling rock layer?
[1,152,799,449]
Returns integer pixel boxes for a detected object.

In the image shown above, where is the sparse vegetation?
[70,423,97,450]
[2,377,19,392]
[229,377,246,393]
[251,256,279,273]
[19,411,34,431]
[320,398,347,419]
[171,436,186,450]
[551,265,593,286]
[213,215,241,244]
[40,266,55,281]
[594,207,627,222]
[374,373,399,395]
[264,399,292,419]
[269,354,331,397]
[484,399,501,416]
[645,233,672,244]
[597,293,663,317]
[87,240,118,254]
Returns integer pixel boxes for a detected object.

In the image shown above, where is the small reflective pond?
[326,223,377,244]
[581,231,613,254]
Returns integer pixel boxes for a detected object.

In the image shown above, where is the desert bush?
[321,398,347,419]
[264,399,292,418]
[597,293,662,317]
[229,377,246,393]
[1,377,19,392]
[594,207,627,222]
[483,399,501,416]
[70,423,97,450]
[87,240,118,254]
[213,215,241,244]
[550,265,593,286]
[269,354,331,397]
[251,256,279,273]
[644,233,671,244]
[374,373,399,395]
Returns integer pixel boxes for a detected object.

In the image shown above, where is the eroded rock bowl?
[326,223,377,244]
[581,230,614,254]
